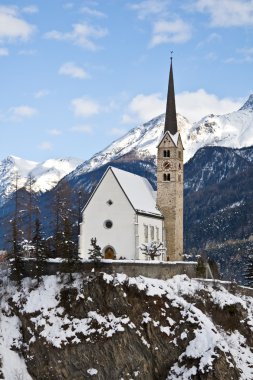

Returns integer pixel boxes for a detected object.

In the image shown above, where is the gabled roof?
[110,167,162,217]
[82,166,163,218]
[157,130,179,148]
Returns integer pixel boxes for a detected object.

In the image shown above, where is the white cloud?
[109,127,127,136]
[34,89,49,99]
[0,47,9,56]
[8,105,37,121]
[71,125,92,133]
[39,141,52,151]
[59,62,89,79]
[122,93,165,124]
[123,91,242,124]
[80,6,106,18]
[48,129,62,136]
[71,97,100,117]
[150,19,192,46]
[176,89,242,122]
[44,22,108,51]
[129,0,169,19]
[22,5,38,14]
[191,0,253,27]
[0,6,35,42]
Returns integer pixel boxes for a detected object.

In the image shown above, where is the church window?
[178,151,182,159]
[104,220,113,229]
[179,163,181,170]
[144,224,148,243]
[107,199,113,206]
[167,173,170,181]
[167,150,170,157]
[156,227,159,241]
[150,226,154,241]
[163,173,167,181]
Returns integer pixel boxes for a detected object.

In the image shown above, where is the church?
[78,59,184,261]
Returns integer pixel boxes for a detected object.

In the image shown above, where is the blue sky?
[0,0,253,162]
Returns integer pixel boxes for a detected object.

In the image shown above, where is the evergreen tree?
[88,238,102,263]
[9,175,24,285]
[33,217,47,282]
[245,254,253,287]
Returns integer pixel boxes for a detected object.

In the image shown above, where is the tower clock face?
[163,161,170,169]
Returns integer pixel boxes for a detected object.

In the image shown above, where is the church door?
[104,247,115,260]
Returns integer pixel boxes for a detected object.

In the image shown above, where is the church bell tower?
[156,57,183,261]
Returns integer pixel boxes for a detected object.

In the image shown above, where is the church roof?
[110,167,162,217]
[164,59,178,135]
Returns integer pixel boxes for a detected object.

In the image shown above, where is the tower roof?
[164,58,178,135]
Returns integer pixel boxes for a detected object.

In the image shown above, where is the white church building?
[79,58,184,261]
[78,166,165,260]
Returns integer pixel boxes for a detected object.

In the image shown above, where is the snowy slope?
[70,95,253,179]
[186,94,253,162]
[0,156,38,206]
[28,158,82,193]
[0,156,82,206]
[1,272,253,379]
[71,114,191,178]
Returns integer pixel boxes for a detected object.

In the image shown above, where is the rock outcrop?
[1,272,253,379]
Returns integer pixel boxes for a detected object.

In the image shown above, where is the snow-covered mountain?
[69,94,253,178]
[186,94,253,162]
[1,95,253,206]
[0,156,82,206]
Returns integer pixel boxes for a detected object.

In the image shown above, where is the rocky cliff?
[1,272,253,379]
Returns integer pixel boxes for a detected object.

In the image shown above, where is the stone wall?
[9,260,201,281]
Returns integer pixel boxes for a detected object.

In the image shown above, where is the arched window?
[178,151,182,159]
[179,163,181,170]
[167,150,170,157]
[163,150,167,157]
[167,173,170,181]
[163,173,167,181]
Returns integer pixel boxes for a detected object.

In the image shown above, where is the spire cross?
[170,51,173,62]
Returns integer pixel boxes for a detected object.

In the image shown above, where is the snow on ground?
[1,273,253,379]
[0,314,33,380]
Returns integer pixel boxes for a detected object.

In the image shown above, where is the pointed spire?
[164,53,178,135]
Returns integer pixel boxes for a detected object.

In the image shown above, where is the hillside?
[1,272,253,379]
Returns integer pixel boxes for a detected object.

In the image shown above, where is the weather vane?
[170,51,174,62]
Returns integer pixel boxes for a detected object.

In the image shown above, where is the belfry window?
[163,150,170,158]
[163,173,170,181]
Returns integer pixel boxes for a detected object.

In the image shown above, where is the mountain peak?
[239,94,253,111]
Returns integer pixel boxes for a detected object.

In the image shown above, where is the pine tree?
[9,174,24,285]
[245,254,253,287]
[33,217,47,282]
[88,238,102,263]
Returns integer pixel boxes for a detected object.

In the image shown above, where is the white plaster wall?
[79,169,136,259]
[137,214,165,261]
